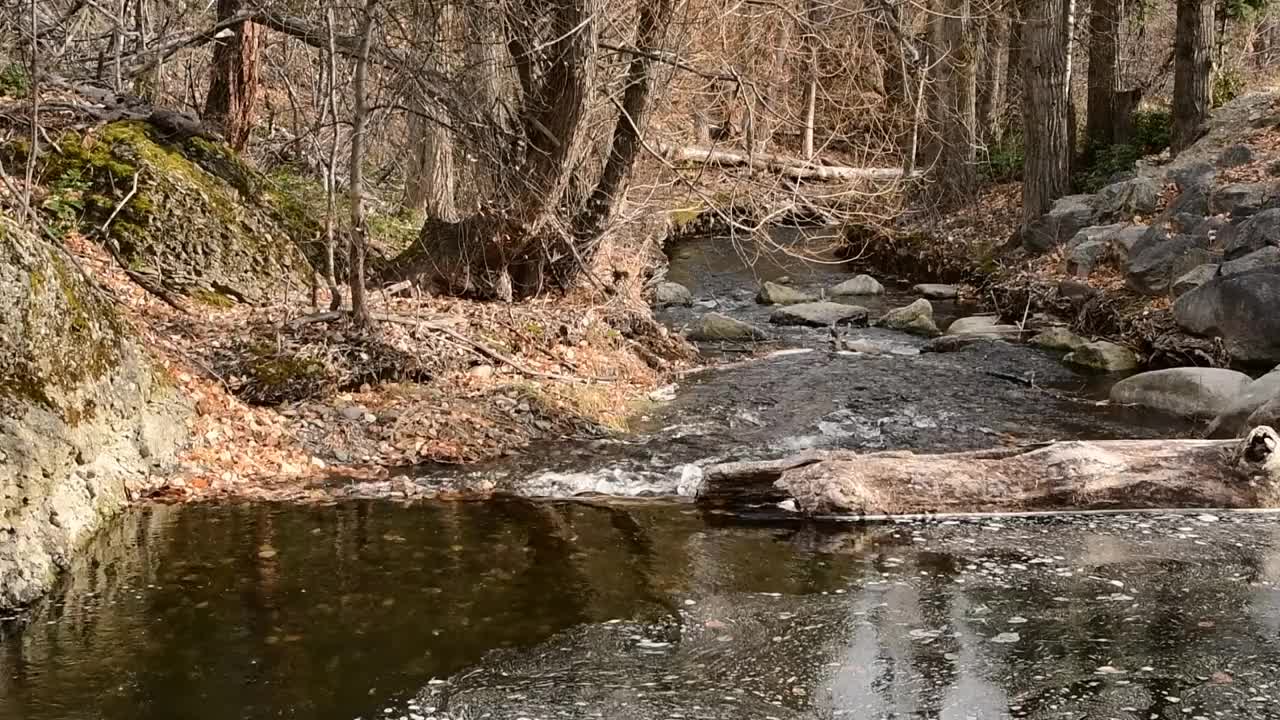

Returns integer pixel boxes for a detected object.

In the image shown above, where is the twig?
[101,170,139,233]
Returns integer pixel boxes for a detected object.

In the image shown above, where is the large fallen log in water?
[698,427,1280,515]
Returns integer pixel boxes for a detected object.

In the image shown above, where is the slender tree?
[1172,0,1214,154]
[975,0,1011,145]
[404,0,457,219]
[928,0,978,204]
[1021,0,1073,223]
[348,0,377,328]
[1085,0,1120,150]
[203,0,261,151]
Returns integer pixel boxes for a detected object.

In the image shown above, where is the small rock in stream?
[879,299,940,337]
[687,313,770,342]
[912,283,959,300]
[769,302,868,327]
[829,274,885,296]
[756,281,816,306]
[1063,340,1140,372]
[653,281,693,307]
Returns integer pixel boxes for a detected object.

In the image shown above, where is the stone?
[769,301,869,327]
[1023,195,1098,253]
[1174,268,1280,365]
[1221,246,1280,276]
[688,313,769,342]
[1064,341,1140,372]
[1169,161,1215,191]
[1248,396,1280,430]
[652,281,693,307]
[1171,264,1219,298]
[912,283,959,300]
[1112,225,1150,254]
[841,339,886,354]
[1167,185,1210,217]
[879,299,940,336]
[1030,327,1088,352]
[1057,280,1099,305]
[1066,240,1112,278]
[1223,208,1280,260]
[1109,368,1254,419]
[756,281,816,306]
[1097,177,1161,218]
[468,364,495,380]
[340,405,368,421]
[1210,183,1269,218]
[1217,143,1256,168]
[829,274,885,296]
[1126,234,1214,296]
[945,316,1024,339]
[1067,223,1128,249]
[1206,367,1280,438]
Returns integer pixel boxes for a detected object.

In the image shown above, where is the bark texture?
[1020,0,1072,222]
[404,1,457,219]
[699,427,1280,516]
[927,0,978,204]
[1085,0,1120,149]
[202,0,261,151]
[1172,0,1214,154]
[975,1,1011,144]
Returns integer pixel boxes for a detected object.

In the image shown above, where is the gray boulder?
[1110,367,1254,419]
[1098,177,1160,218]
[1210,183,1269,218]
[880,298,940,336]
[829,274,885,296]
[1057,280,1099,305]
[912,283,959,300]
[1169,161,1215,191]
[1066,239,1112,278]
[756,281,816,306]
[946,315,1023,339]
[1172,263,1219,298]
[1220,246,1280,276]
[1173,268,1280,364]
[1206,367,1280,438]
[1223,208,1280,260]
[1067,223,1129,249]
[1112,225,1151,254]
[1023,195,1098,252]
[769,301,869,327]
[1064,341,1140,372]
[1248,397,1280,430]
[1127,234,1213,295]
[1166,185,1210,217]
[652,281,693,307]
[1030,326,1088,352]
[1217,143,1256,168]
[688,313,769,342]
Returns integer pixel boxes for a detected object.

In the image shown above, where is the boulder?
[1220,246,1280,276]
[946,315,1023,338]
[756,281,816,306]
[1063,341,1140,372]
[912,283,959,300]
[1066,239,1112,278]
[829,274,885,296]
[1023,195,1099,252]
[1217,143,1256,168]
[1166,185,1210,217]
[1174,268,1280,365]
[1169,161,1215,191]
[1206,367,1280,438]
[1030,327,1088,352]
[1097,177,1161,218]
[769,301,868,327]
[1057,280,1099,306]
[1223,208,1280,260]
[1210,183,1269,218]
[1111,225,1151,254]
[688,313,769,342]
[1067,223,1128,249]
[1126,234,1214,295]
[1249,397,1280,430]
[880,299,940,336]
[1109,368,1254,419]
[652,281,693,307]
[1171,264,1219,298]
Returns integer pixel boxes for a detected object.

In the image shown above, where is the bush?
[0,63,28,97]
[1131,108,1172,155]
[979,132,1024,183]
[1213,68,1246,108]
[1074,108,1172,193]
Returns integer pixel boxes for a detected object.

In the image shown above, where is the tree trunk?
[698,427,1280,516]
[975,2,1011,145]
[202,0,260,151]
[1085,0,1120,151]
[1020,0,1072,222]
[404,0,457,219]
[348,0,376,328]
[1172,0,1214,155]
[928,0,978,205]
[800,0,822,160]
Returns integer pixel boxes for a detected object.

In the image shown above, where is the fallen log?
[658,144,914,182]
[698,426,1280,515]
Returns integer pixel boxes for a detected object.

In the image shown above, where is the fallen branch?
[699,427,1280,515]
[658,144,915,181]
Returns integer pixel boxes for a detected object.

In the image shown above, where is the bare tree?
[348,0,377,327]
[927,0,978,204]
[1172,0,1214,154]
[1085,0,1120,150]
[404,0,457,219]
[1021,0,1073,223]
[975,0,1011,145]
[203,0,261,150]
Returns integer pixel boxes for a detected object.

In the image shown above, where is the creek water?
[5,229,1278,720]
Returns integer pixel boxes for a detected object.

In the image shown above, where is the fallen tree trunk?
[699,427,1280,515]
[658,144,914,181]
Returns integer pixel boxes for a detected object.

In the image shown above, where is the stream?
[5,229,1280,720]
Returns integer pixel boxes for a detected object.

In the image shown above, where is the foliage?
[1073,109,1172,193]
[979,132,1025,183]
[1213,67,1246,108]
[0,63,28,97]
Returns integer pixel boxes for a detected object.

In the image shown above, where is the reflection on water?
[6,502,1280,720]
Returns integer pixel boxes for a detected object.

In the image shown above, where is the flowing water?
[6,229,1274,720]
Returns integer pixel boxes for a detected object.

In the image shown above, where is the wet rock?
[1211,183,1269,217]
[1023,194,1099,252]
[1172,263,1219,298]
[1174,268,1280,364]
[755,281,816,306]
[1110,368,1253,419]
[1223,208,1280,260]
[829,274,885,296]
[923,335,998,353]
[1098,176,1160,218]
[1172,266,1280,361]
[1220,246,1280,276]
[1064,341,1139,372]
[1030,327,1088,352]
[1207,367,1280,438]
[880,298,940,336]
[770,301,868,327]
[688,313,769,342]
[841,338,886,354]
[1217,143,1255,168]
[1127,234,1213,295]
[653,281,693,307]
[912,283,959,300]
[946,315,1023,339]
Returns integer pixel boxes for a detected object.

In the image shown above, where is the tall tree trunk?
[348,0,377,328]
[1020,0,1072,222]
[404,1,457,219]
[928,0,978,205]
[975,0,1011,145]
[203,0,260,151]
[1172,0,1214,154]
[800,0,822,160]
[1085,0,1120,151]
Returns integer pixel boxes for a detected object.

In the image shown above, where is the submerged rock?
[769,302,868,327]
[653,281,693,307]
[880,299,940,336]
[1064,341,1139,372]
[756,281,816,306]
[1207,367,1280,438]
[1030,327,1088,352]
[828,274,885,296]
[912,283,959,300]
[1110,368,1254,419]
[688,313,769,342]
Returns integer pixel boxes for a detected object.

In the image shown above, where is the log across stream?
[698,426,1280,516]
